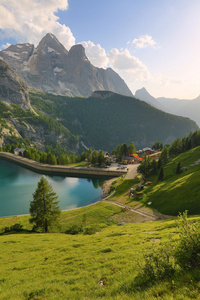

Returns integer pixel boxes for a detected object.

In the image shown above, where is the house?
[121,156,135,164]
[14,148,25,156]
[127,153,143,163]
[142,147,154,154]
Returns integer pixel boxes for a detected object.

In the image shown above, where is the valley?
[1,31,200,300]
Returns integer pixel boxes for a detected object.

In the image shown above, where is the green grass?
[0,202,123,234]
[109,177,140,201]
[141,146,200,215]
[1,214,200,299]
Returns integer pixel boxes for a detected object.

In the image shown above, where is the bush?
[83,224,100,235]
[175,211,200,270]
[65,224,83,235]
[2,223,23,233]
[134,246,175,287]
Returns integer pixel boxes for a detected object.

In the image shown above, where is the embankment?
[0,152,126,178]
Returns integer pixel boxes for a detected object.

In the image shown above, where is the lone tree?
[176,162,181,174]
[30,177,61,233]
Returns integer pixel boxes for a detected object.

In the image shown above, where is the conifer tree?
[127,142,136,154]
[30,177,60,233]
[158,167,164,181]
[176,162,181,174]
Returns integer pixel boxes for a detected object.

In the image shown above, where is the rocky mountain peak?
[0,33,133,98]
[135,87,151,98]
[68,44,88,61]
[36,32,68,56]
[135,87,166,111]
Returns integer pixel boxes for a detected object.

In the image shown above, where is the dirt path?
[102,200,162,220]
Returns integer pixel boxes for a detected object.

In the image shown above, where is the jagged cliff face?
[0,59,30,110]
[0,33,133,98]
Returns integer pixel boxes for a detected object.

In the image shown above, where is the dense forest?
[30,90,198,152]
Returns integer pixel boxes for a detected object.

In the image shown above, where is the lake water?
[0,159,104,217]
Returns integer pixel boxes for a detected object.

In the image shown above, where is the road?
[125,164,139,179]
[107,162,139,179]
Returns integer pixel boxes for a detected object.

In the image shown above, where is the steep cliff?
[0,33,133,98]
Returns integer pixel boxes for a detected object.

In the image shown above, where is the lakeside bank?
[0,152,126,178]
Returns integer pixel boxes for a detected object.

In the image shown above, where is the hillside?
[30,90,199,151]
[140,146,200,215]
[1,207,200,299]
[0,99,78,152]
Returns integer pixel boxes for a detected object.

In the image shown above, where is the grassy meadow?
[1,212,200,299]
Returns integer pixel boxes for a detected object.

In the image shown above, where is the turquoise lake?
[0,159,104,217]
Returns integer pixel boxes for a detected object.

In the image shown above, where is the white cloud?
[1,43,11,50]
[0,0,75,50]
[79,42,150,87]
[107,48,150,82]
[81,41,109,68]
[131,34,157,49]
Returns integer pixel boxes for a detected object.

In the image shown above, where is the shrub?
[65,224,83,235]
[2,223,23,233]
[175,211,200,270]
[83,224,100,235]
[134,246,175,287]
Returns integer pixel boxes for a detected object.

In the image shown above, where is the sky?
[0,0,200,99]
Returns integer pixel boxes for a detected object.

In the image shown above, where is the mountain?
[30,90,199,151]
[135,88,200,126]
[0,59,30,110]
[0,59,78,151]
[0,33,133,98]
[135,87,166,111]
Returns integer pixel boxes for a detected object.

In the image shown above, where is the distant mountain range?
[135,87,200,126]
[0,33,133,98]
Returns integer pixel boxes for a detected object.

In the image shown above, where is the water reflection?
[0,159,104,217]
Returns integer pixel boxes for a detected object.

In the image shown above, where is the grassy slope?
[1,213,200,299]
[141,146,200,215]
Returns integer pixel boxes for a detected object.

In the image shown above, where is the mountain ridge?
[135,87,200,126]
[0,33,133,98]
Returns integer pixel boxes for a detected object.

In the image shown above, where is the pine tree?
[158,167,164,181]
[127,142,136,154]
[176,162,181,174]
[160,146,169,164]
[91,150,98,165]
[98,150,105,166]
[157,158,162,169]
[30,177,61,233]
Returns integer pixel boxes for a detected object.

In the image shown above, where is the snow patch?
[54,67,63,73]
[58,81,66,89]
[49,33,55,39]
[17,45,23,48]
[43,85,54,91]
[47,47,55,53]
[3,51,20,59]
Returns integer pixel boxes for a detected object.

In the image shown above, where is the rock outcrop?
[0,59,30,110]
